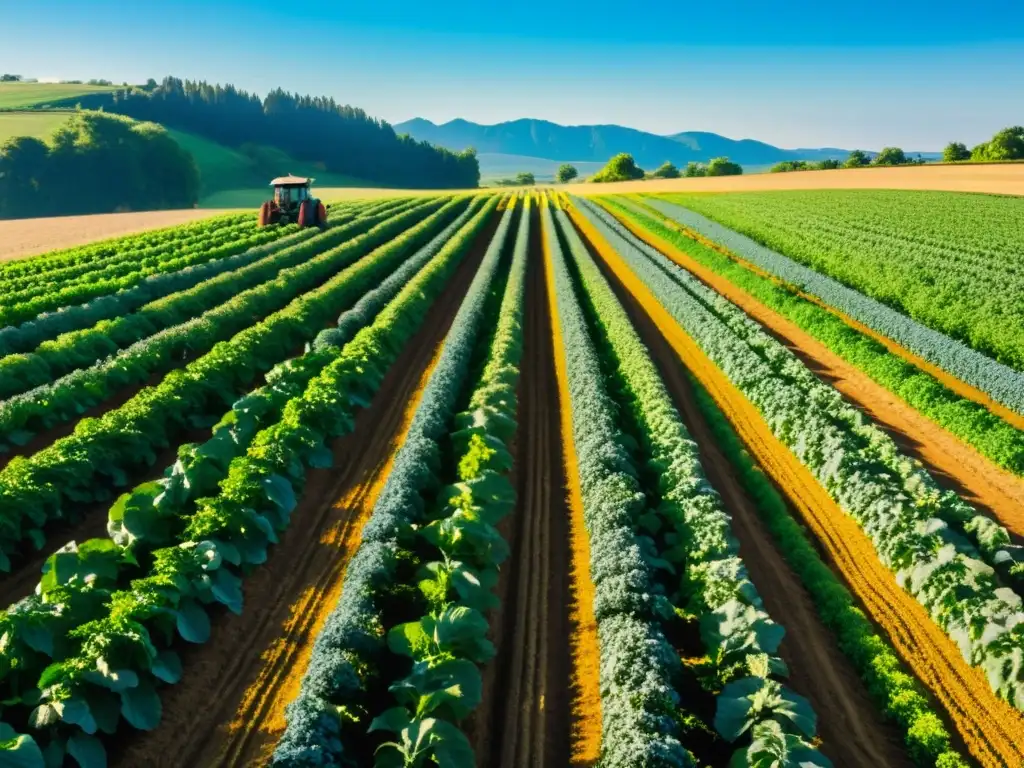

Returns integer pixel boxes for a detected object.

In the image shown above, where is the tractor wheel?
[258,201,272,227]
[317,202,327,228]
[297,200,314,229]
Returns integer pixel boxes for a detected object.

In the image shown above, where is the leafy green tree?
[816,158,841,170]
[591,153,645,182]
[515,171,535,186]
[873,147,908,166]
[651,161,681,179]
[0,74,22,82]
[844,150,871,168]
[942,142,970,162]
[972,126,1024,161]
[706,157,743,176]
[0,112,199,219]
[556,163,578,183]
[0,136,48,217]
[684,161,707,177]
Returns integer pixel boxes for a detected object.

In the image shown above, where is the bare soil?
[541,214,604,765]
[0,209,226,262]
[576,208,1024,767]
[582,219,913,768]
[568,162,1024,196]
[470,208,574,768]
[111,219,492,768]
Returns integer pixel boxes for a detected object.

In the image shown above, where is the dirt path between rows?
[470,210,574,768]
[111,224,494,768]
[577,219,912,767]
[540,216,603,765]
[606,209,1024,540]
[575,209,1024,767]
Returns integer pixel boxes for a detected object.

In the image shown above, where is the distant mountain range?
[393,117,860,178]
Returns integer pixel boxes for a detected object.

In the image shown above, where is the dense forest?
[0,111,199,218]
[67,77,480,189]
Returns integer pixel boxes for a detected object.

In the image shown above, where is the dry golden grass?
[567,163,1024,196]
[0,209,229,262]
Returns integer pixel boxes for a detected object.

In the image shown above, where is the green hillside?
[0,106,374,209]
[166,129,375,207]
[0,111,71,143]
[0,82,119,108]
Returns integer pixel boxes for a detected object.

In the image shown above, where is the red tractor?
[258,175,327,228]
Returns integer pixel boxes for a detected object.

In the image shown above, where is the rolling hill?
[0,81,119,109]
[394,117,855,174]
[0,102,373,209]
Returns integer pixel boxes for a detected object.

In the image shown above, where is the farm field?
[0,209,232,262]
[0,187,1022,768]
[0,81,119,108]
[0,111,70,143]
[568,162,1024,196]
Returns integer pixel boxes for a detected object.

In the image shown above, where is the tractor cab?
[258,175,327,228]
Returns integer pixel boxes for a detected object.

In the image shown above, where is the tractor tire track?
[471,207,574,768]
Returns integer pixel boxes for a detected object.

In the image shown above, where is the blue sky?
[3,0,1024,150]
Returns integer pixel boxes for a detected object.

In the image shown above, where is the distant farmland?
[0,81,118,108]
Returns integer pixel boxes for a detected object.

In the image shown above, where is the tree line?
[589,153,742,183]
[63,77,479,189]
[943,126,1024,162]
[0,111,200,218]
[768,126,1024,174]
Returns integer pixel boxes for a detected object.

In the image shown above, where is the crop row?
[597,199,1024,587]
[642,197,1024,417]
[0,195,499,767]
[548,198,829,767]
[0,219,260,296]
[0,199,406,332]
[0,201,410,361]
[572,195,1024,712]
[686,366,968,766]
[272,196,520,767]
[0,199,422,405]
[664,190,1024,371]
[0,197,460,569]
[0,211,253,279]
[0,222,288,329]
[600,198,1024,480]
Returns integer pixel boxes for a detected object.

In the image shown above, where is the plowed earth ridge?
[541,212,603,766]
[471,209,575,768]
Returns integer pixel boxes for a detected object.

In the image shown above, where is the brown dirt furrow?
[540,214,603,766]
[574,210,1024,768]
[604,207,1024,539]
[573,214,913,767]
[471,208,574,768]
[112,225,492,768]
